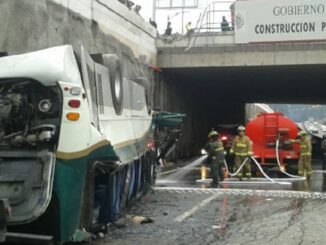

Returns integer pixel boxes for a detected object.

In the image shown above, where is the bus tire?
[102,54,123,115]
[149,150,157,185]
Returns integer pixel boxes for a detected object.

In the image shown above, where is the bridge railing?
[157,1,236,50]
[186,0,235,50]
[195,1,234,33]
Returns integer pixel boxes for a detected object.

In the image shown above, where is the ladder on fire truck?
[262,112,290,164]
[264,113,279,147]
[262,113,282,164]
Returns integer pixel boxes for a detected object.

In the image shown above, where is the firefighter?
[290,131,312,178]
[205,130,225,186]
[230,125,253,180]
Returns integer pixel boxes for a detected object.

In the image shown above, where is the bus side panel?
[53,158,88,242]
[54,143,117,242]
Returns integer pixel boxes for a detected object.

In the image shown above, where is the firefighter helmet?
[237,125,246,132]
[208,130,219,138]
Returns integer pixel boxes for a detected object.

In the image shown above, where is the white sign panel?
[235,0,326,43]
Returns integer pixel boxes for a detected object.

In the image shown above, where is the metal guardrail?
[185,0,235,51]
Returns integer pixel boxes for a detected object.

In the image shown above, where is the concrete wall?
[0,0,157,80]
[155,78,192,158]
[153,72,213,158]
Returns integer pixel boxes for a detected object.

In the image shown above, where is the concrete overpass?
[156,32,326,157]
[158,36,326,68]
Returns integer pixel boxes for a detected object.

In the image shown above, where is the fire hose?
[275,139,305,180]
[223,157,290,185]
[221,138,305,184]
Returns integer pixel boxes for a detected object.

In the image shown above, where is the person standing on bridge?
[149,18,157,29]
[230,125,253,181]
[164,21,172,36]
[134,5,141,16]
[290,131,312,179]
[205,130,225,187]
[221,16,230,32]
[185,22,194,35]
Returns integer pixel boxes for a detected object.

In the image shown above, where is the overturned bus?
[0,45,184,243]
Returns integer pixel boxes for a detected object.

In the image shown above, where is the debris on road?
[131,216,154,224]
[212,225,221,229]
[72,228,91,242]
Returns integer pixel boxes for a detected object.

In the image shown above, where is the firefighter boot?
[238,173,243,181]
[210,162,220,187]
[306,171,312,180]
[244,160,252,181]
[246,173,251,181]
[219,164,225,182]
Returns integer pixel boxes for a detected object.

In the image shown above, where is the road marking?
[313,170,326,174]
[174,192,221,222]
[152,186,326,200]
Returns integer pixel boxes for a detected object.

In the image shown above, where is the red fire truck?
[246,112,300,172]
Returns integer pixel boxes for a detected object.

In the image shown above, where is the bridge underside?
[165,64,326,104]
[162,64,326,157]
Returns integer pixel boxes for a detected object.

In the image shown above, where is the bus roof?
[0,45,81,86]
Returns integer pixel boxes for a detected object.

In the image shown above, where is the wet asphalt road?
[94,156,326,245]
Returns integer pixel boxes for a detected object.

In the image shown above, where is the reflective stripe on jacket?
[207,140,225,160]
[290,137,312,157]
[299,137,312,157]
[230,135,252,156]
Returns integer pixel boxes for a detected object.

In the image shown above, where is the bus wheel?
[146,151,157,186]
[102,54,123,115]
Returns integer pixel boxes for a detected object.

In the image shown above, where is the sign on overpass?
[235,0,326,43]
